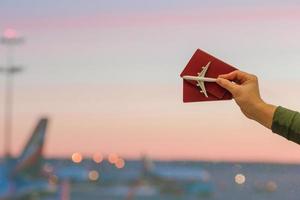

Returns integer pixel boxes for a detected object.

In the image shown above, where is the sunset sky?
[1,0,300,162]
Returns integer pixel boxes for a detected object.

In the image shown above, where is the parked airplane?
[119,155,214,199]
[0,118,57,200]
[140,156,213,197]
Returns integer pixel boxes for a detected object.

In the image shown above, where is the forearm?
[250,102,277,129]
[271,106,300,144]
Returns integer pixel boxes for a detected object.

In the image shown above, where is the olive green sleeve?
[271,106,300,144]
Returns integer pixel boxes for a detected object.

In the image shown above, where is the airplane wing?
[198,61,211,77]
[197,81,208,97]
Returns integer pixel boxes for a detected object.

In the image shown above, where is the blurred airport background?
[1,0,300,199]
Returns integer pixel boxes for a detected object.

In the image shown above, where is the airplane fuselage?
[182,76,217,82]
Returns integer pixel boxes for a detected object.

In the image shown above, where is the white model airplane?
[182,61,216,98]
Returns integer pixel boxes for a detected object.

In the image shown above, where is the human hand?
[216,70,276,129]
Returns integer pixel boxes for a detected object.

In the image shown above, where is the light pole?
[0,28,24,158]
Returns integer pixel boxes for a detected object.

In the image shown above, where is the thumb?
[216,78,237,94]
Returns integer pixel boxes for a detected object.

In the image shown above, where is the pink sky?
[2,81,300,163]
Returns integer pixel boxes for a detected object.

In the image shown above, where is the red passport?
[180,49,237,103]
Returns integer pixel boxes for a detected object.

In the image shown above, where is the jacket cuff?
[271,106,297,139]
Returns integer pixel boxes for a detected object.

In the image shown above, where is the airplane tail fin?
[13,118,49,176]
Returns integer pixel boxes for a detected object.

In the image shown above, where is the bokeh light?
[266,181,277,192]
[88,170,99,181]
[235,173,246,185]
[3,28,17,39]
[115,158,125,169]
[108,153,119,164]
[92,153,103,164]
[71,152,83,163]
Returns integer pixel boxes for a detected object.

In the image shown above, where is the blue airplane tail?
[13,118,48,177]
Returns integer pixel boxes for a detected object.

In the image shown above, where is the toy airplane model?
[182,61,216,98]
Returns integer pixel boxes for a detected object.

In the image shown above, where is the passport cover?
[180,49,237,102]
